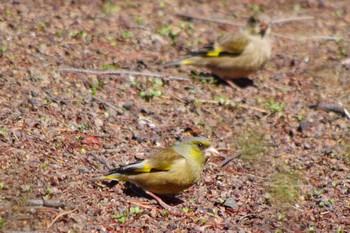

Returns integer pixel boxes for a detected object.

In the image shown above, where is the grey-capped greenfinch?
[93,137,219,208]
[163,14,272,87]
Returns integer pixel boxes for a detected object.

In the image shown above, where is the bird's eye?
[248,16,257,24]
[197,143,204,149]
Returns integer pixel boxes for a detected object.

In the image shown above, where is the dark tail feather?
[161,58,186,67]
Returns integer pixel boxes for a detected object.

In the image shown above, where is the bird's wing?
[109,148,184,175]
[191,33,249,57]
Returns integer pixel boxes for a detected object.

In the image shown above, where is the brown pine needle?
[128,201,153,209]
[58,67,189,81]
[271,16,314,24]
[176,13,242,27]
[272,33,346,42]
[47,209,77,229]
[177,13,314,26]
[196,99,268,113]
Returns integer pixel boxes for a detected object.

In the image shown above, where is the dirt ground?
[1,0,350,232]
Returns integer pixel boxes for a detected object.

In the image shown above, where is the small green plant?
[0,217,3,229]
[314,189,324,195]
[45,188,52,198]
[236,130,266,163]
[37,21,47,30]
[91,83,97,96]
[106,36,117,46]
[0,182,4,190]
[68,30,88,41]
[332,181,339,187]
[122,31,134,39]
[40,161,49,170]
[180,21,194,35]
[0,44,8,54]
[162,210,169,216]
[135,16,144,25]
[293,3,302,12]
[213,96,235,106]
[103,1,121,14]
[0,127,8,138]
[157,25,179,43]
[193,217,206,225]
[182,207,190,213]
[101,63,120,70]
[267,171,301,208]
[309,226,316,233]
[112,212,127,224]
[129,206,142,215]
[196,119,206,127]
[277,213,286,221]
[189,197,195,204]
[338,47,347,58]
[139,89,162,101]
[249,4,261,12]
[264,99,286,115]
[78,123,90,131]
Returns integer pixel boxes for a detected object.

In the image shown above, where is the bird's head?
[245,13,271,37]
[178,137,219,159]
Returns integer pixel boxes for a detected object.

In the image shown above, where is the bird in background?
[162,13,272,88]
[93,137,219,209]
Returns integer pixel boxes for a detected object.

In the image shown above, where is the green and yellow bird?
[93,137,219,208]
[163,13,272,87]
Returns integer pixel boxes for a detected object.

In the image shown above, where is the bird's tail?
[161,57,195,67]
[91,172,128,182]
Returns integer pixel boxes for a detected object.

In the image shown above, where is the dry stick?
[27,198,66,208]
[176,13,242,27]
[196,99,268,113]
[87,152,112,170]
[177,13,313,26]
[177,13,343,42]
[128,201,153,209]
[221,155,239,167]
[271,16,314,24]
[91,95,122,114]
[47,209,77,228]
[272,33,346,42]
[58,67,189,81]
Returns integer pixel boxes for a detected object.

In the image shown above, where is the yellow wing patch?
[133,163,173,173]
[182,59,196,65]
[206,48,222,57]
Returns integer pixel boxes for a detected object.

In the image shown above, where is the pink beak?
[205,146,220,156]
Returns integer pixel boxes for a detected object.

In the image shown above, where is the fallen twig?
[220,155,238,167]
[272,33,346,42]
[27,197,66,208]
[176,13,242,27]
[88,152,112,170]
[312,102,350,120]
[177,13,313,27]
[308,35,345,41]
[196,99,268,113]
[47,209,77,228]
[58,67,189,81]
[271,16,314,24]
[91,95,123,114]
[128,201,153,209]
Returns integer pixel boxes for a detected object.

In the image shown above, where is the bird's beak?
[259,22,269,35]
[205,146,220,156]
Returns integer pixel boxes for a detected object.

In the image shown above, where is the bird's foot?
[145,191,173,210]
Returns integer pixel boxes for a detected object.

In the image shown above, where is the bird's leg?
[145,191,172,209]
[225,80,241,91]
